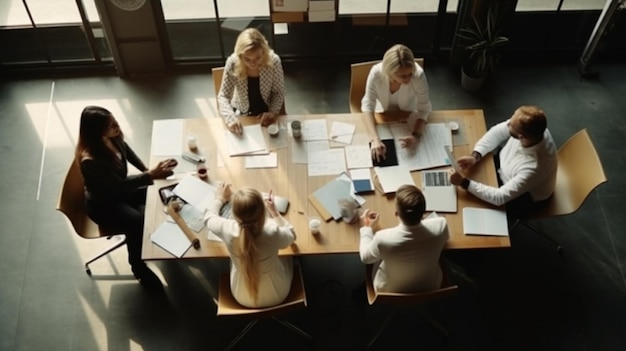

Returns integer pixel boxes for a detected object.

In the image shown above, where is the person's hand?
[258,112,276,127]
[360,209,380,228]
[399,135,418,148]
[370,139,386,163]
[449,169,465,186]
[216,182,232,202]
[457,155,477,170]
[149,159,175,179]
[264,189,279,217]
[227,119,243,135]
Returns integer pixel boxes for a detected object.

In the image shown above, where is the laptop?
[422,170,457,213]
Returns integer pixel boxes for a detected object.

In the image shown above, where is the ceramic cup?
[309,216,321,235]
[268,123,279,137]
[448,121,460,133]
[197,162,208,180]
[291,120,302,139]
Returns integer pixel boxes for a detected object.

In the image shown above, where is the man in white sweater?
[449,105,557,218]
[359,185,449,293]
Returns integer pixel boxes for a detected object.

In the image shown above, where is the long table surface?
[142,110,510,260]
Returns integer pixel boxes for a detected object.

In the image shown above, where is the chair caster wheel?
[86,268,92,275]
[557,246,563,253]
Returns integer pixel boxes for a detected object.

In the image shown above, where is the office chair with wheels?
[56,160,126,275]
[211,66,286,116]
[364,261,458,349]
[511,129,607,252]
[216,264,313,350]
[349,58,424,114]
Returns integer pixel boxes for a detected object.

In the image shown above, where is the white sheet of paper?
[375,124,393,140]
[173,175,216,212]
[374,165,415,194]
[308,148,346,176]
[345,144,373,169]
[226,124,267,156]
[463,208,509,236]
[329,121,355,144]
[303,119,329,141]
[150,221,192,258]
[152,119,183,156]
[245,153,278,168]
[389,123,453,171]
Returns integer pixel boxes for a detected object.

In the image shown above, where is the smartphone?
[158,183,178,204]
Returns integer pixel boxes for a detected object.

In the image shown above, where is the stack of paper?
[226,124,268,156]
[151,221,192,258]
[373,165,414,194]
[173,175,217,212]
[462,208,509,236]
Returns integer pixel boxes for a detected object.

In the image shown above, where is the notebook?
[462,208,509,236]
[422,170,457,213]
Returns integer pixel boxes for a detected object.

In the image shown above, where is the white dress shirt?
[469,119,558,206]
[359,217,449,293]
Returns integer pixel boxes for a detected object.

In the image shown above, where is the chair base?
[224,317,313,351]
[367,307,448,349]
[512,219,563,253]
[85,236,127,275]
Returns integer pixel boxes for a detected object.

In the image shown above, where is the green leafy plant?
[457,5,509,78]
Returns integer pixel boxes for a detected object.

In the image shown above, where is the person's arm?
[473,119,511,157]
[267,53,285,115]
[81,159,153,200]
[409,64,432,136]
[121,140,148,172]
[361,66,386,161]
[456,168,537,206]
[358,209,382,264]
[217,56,240,127]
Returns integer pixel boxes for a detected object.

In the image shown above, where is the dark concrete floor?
[0,60,624,351]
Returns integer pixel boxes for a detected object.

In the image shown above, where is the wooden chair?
[364,261,458,349]
[216,264,312,350]
[511,129,607,252]
[211,66,286,116]
[349,58,424,114]
[56,160,126,275]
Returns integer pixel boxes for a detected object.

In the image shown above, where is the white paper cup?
[448,122,459,133]
[268,123,279,137]
[309,216,321,235]
[187,134,198,150]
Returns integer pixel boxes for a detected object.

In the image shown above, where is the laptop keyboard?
[424,171,452,187]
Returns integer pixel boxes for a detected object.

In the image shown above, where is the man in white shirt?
[359,185,449,293]
[449,105,557,219]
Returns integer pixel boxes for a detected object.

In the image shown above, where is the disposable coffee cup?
[268,123,279,137]
[448,122,459,133]
[309,216,321,235]
[187,134,198,151]
[291,120,302,139]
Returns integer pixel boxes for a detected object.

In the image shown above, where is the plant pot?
[461,68,485,92]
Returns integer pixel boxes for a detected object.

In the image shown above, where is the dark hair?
[396,184,426,226]
[75,106,122,166]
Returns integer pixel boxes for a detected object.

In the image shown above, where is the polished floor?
[1,60,625,351]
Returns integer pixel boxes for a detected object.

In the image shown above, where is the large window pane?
[0,28,48,63]
[339,0,387,14]
[516,0,561,11]
[26,0,82,25]
[162,0,219,60]
[1,0,32,26]
[561,0,606,10]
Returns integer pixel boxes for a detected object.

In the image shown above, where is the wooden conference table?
[142,110,510,260]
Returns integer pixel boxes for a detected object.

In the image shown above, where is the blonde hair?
[381,44,416,78]
[233,28,271,79]
[513,105,547,141]
[396,184,426,226]
[232,187,267,303]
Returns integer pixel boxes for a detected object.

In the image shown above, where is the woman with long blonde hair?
[217,28,285,135]
[205,183,295,307]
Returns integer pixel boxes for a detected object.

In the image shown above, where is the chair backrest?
[217,264,307,319]
[365,261,458,306]
[534,129,607,218]
[56,159,113,239]
[211,66,286,116]
[349,58,424,114]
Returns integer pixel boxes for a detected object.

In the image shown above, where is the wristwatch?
[461,178,470,190]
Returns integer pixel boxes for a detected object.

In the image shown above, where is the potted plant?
[457,5,509,91]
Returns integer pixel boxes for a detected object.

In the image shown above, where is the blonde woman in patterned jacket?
[217,28,285,135]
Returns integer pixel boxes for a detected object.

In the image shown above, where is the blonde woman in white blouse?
[362,44,432,162]
[217,28,285,135]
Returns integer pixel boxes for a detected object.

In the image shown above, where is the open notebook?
[422,170,457,213]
